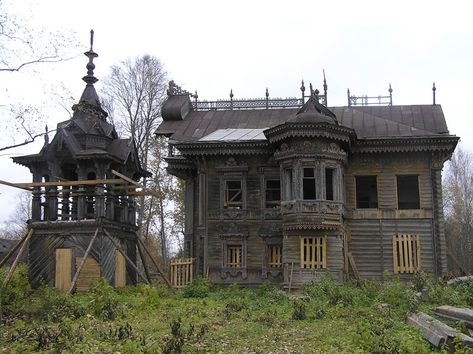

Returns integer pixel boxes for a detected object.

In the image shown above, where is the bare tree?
[101,55,183,264]
[0,1,78,72]
[443,146,473,274]
[1,191,31,239]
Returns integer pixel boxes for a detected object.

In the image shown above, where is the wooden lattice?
[393,234,421,274]
[300,237,327,269]
[169,258,195,289]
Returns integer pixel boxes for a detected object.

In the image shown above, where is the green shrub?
[182,277,212,298]
[90,278,126,320]
[22,284,85,321]
[292,299,307,320]
[411,271,432,292]
[377,277,418,314]
[0,264,31,307]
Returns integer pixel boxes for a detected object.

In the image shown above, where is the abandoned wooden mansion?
[157,80,459,287]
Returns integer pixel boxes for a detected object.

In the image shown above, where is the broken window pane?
[397,175,420,209]
[356,176,378,208]
[225,180,242,209]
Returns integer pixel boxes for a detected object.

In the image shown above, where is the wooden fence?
[168,258,195,288]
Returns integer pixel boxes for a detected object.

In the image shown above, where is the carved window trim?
[220,233,248,278]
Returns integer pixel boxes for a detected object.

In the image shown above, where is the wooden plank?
[136,235,173,290]
[416,235,421,271]
[0,231,30,268]
[16,178,127,188]
[115,250,126,288]
[393,235,399,274]
[2,229,34,288]
[408,234,413,273]
[55,249,72,292]
[402,235,408,273]
[0,179,32,191]
[323,237,327,269]
[67,228,99,294]
[407,312,447,348]
[75,256,101,292]
[435,306,473,328]
[299,237,304,268]
[348,252,360,280]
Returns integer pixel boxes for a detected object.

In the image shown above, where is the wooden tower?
[12,31,150,292]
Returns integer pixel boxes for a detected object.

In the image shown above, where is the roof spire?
[323,69,328,106]
[432,82,436,105]
[83,29,98,85]
[73,30,107,120]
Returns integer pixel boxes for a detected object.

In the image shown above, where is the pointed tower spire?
[323,69,328,106]
[73,30,107,120]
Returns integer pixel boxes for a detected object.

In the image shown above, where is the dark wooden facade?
[12,39,148,291]
[157,82,458,287]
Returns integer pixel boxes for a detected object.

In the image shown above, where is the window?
[300,237,326,269]
[397,175,420,209]
[303,168,317,200]
[227,245,242,268]
[393,235,421,274]
[224,180,242,209]
[265,180,281,208]
[325,168,334,200]
[268,245,283,268]
[356,176,378,208]
[284,168,293,199]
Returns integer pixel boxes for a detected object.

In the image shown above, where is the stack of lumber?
[407,312,473,348]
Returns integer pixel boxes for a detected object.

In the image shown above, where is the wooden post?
[2,229,34,288]
[67,228,99,295]
[136,239,152,284]
[288,262,294,293]
[0,231,30,268]
[102,228,150,285]
[136,236,174,290]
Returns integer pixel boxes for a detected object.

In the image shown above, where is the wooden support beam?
[0,179,32,192]
[102,228,150,285]
[67,228,99,295]
[136,236,174,291]
[2,229,34,288]
[0,232,30,268]
[111,170,161,199]
[348,252,360,280]
[137,239,152,284]
[15,178,128,188]
[435,305,473,329]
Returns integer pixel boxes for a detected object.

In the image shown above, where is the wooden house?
[11,34,150,292]
[156,81,459,287]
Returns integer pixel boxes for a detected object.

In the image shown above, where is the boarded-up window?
[303,168,317,200]
[224,180,242,209]
[55,248,72,292]
[300,237,327,269]
[75,256,101,292]
[268,245,282,268]
[115,250,126,288]
[265,180,281,208]
[227,245,242,267]
[397,175,420,209]
[393,235,421,274]
[356,176,378,208]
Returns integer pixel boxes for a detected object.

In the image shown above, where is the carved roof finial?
[265,87,269,98]
[300,79,305,93]
[432,82,436,105]
[83,29,98,85]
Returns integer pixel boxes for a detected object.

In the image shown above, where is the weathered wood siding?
[345,152,438,279]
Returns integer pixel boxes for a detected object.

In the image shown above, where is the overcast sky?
[1,0,472,225]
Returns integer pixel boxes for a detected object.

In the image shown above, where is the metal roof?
[158,104,450,142]
[199,128,267,141]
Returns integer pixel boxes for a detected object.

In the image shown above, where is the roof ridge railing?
[347,84,393,106]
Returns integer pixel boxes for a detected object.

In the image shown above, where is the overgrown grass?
[1,267,472,353]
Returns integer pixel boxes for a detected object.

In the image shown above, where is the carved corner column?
[31,171,42,221]
[431,154,448,276]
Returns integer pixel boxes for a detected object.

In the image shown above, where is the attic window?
[303,168,317,200]
[397,175,420,209]
[356,176,378,208]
